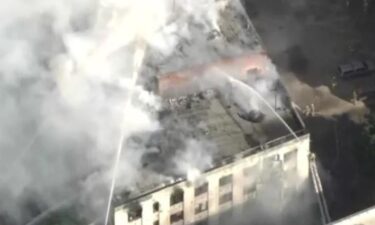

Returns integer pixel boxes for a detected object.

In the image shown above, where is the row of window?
[127,151,298,223]
[153,211,185,225]
[129,173,241,222]
[154,192,240,225]
[194,174,233,197]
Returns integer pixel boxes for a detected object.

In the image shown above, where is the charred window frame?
[128,204,142,222]
[170,211,184,223]
[195,182,208,196]
[170,188,184,205]
[219,174,233,186]
[153,202,160,212]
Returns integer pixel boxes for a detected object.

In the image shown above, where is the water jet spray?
[104,39,147,225]
[227,76,300,141]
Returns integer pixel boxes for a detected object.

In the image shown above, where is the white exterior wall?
[141,200,153,225]
[114,134,310,225]
[297,135,310,181]
[207,175,219,225]
[329,205,375,225]
[115,207,128,225]
[183,184,195,225]
[232,164,245,218]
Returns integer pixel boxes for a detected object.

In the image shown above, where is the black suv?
[338,60,375,79]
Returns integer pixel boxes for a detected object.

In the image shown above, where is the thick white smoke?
[0,0,229,224]
[281,73,369,123]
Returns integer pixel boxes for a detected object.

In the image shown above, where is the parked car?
[338,60,375,79]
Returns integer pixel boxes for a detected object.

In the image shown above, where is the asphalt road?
[243,0,375,220]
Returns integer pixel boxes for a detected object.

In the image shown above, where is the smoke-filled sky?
[0,0,267,224]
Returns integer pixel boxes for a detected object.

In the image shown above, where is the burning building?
[111,54,319,225]
[109,1,325,225]
[0,0,345,224]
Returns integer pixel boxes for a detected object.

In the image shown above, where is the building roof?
[113,0,304,208]
[113,67,304,207]
[161,90,249,156]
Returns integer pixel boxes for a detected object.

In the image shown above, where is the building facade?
[114,131,310,225]
[113,0,315,224]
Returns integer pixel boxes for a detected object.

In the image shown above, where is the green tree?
[357,113,375,176]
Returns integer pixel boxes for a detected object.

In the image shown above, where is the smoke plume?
[0,0,303,224]
[0,0,231,223]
